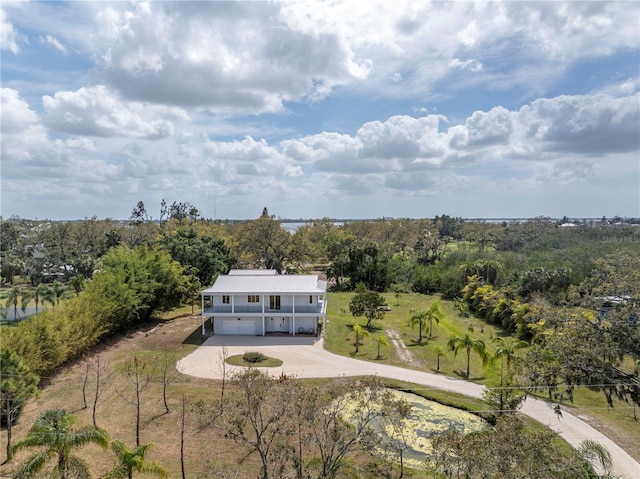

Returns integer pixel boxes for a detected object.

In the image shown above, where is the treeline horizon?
[3,213,640,224]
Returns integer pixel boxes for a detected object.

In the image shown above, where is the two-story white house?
[200,269,327,336]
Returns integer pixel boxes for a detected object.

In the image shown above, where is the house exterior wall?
[201,270,327,336]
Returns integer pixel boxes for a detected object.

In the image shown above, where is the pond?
[345,389,490,470]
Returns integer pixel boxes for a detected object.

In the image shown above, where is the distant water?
[281,221,344,232]
[4,307,38,322]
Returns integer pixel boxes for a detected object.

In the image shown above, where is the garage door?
[222,320,256,335]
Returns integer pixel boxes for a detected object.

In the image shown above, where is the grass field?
[324,291,505,382]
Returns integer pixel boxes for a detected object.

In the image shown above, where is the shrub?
[243,351,267,363]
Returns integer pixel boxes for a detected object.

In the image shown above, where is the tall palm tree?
[492,337,528,372]
[409,308,429,344]
[5,286,22,321]
[40,285,56,310]
[20,290,33,318]
[491,337,528,413]
[33,284,50,313]
[50,281,68,307]
[447,333,489,378]
[410,302,445,343]
[425,302,444,338]
[11,408,109,479]
[104,440,167,479]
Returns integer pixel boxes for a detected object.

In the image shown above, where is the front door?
[280,317,289,332]
[266,317,278,332]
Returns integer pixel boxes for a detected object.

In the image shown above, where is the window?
[269,295,281,310]
[309,295,313,304]
[248,295,260,303]
[222,295,230,304]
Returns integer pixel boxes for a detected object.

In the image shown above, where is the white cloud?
[96,1,367,112]
[1,7,22,54]
[39,34,67,54]
[449,58,482,72]
[276,93,639,192]
[520,94,640,154]
[1,2,638,219]
[42,85,188,139]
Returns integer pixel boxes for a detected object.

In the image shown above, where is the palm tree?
[50,280,68,307]
[104,440,167,479]
[33,284,50,313]
[11,408,109,479]
[40,285,56,310]
[409,308,428,344]
[5,286,22,321]
[447,333,489,378]
[492,337,528,372]
[375,334,389,360]
[20,290,33,318]
[432,345,447,372]
[352,324,370,354]
[491,337,528,414]
[578,440,614,478]
[410,302,444,343]
[69,275,84,295]
[425,302,444,338]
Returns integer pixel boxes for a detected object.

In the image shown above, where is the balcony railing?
[203,305,324,315]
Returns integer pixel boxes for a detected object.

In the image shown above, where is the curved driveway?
[177,335,639,479]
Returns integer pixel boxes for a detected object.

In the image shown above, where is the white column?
[292,294,296,335]
[201,294,205,335]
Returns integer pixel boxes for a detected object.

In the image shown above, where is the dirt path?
[386,329,413,362]
[178,335,640,479]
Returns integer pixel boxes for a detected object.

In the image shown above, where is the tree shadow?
[182,324,208,346]
[349,351,367,358]
[452,369,486,381]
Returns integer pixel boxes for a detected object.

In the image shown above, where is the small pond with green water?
[346,389,490,470]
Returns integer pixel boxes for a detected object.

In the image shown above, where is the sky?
[1,1,639,221]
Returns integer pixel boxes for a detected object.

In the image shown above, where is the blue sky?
[1,1,639,221]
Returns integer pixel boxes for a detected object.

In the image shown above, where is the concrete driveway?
[177,335,639,479]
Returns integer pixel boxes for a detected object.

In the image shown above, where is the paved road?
[177,336,640,479]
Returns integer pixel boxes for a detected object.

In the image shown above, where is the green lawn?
[325,291,504,383]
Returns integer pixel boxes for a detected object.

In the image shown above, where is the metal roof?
[203,271,326,294]
[228,269,278,276]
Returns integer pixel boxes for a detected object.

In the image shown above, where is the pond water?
[345,389,490,470]
[3,306,38,322]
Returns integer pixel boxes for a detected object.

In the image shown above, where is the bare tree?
[118,355,152,446]
[217,346,228,415]
[89,354,110,427]
[375,394,413,479]
[81,355,90,409]
[159,350,178,414]
[304,377,393,479]
[222,369,298,479]
[180,394,188,479]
